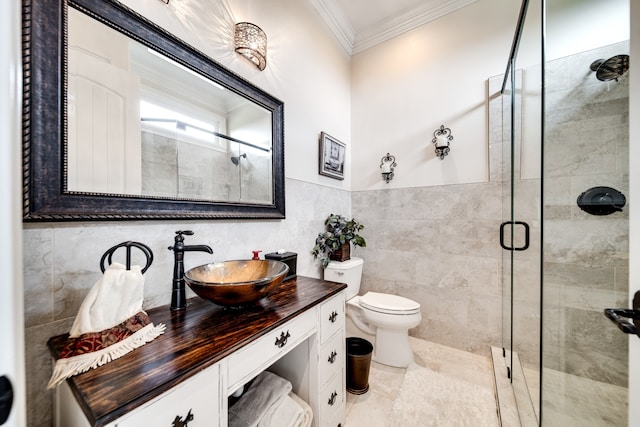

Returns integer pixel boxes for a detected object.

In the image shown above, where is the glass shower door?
[500,60,542,424]
[497,1,630,425]
[498,0,543,423]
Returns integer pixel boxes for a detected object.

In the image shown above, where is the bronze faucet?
[168,230,213,311]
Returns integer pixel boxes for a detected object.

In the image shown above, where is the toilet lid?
[359,292,421,315]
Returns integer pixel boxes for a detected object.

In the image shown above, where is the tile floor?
[345,337,500,427]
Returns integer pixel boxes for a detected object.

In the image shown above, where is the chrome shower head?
[590,54,629,82]
[231,153,247,166]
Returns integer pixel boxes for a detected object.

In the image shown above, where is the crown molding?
[312,0,478,55]
[310,0,355,54]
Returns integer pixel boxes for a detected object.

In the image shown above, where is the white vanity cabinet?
[50,277,347,427]
[315,293,346,427]
[227,308,317,394]
[116,362,223,427]
[56,361,224,427]
[225,293,346,427]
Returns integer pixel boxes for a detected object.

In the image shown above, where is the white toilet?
[324,257,421,368]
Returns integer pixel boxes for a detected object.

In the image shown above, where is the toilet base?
[346,308,417,368]
[372,327,414,368]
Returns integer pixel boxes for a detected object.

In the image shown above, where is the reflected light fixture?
[235,22,267,71]
[432,125,453,160]
[380,153,397,183]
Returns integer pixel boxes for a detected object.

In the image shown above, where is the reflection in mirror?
[67,8,272,204]
[23,0,285,221]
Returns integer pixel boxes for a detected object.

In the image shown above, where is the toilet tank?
[324,257,363,300]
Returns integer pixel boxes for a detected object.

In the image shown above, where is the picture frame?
[318,132,346,180]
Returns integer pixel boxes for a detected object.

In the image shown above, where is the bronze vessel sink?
[184,259,289,307]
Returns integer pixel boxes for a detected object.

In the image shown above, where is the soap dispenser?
[264,250,297,281]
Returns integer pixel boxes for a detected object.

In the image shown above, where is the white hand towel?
[47,262,165,389]
[70,262,145,336]
[289,392,313,427]
[228,371,293,427]
[257,393,307,427]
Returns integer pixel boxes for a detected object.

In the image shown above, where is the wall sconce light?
[432,125,453,160]
[380,153,397,183]
[234,22,267,71]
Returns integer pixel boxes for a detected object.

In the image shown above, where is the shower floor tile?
[495,355,627,427]
[541,368,627,427]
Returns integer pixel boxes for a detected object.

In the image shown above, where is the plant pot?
[330,242,351,262]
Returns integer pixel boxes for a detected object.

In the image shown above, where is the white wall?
[628,0,639,423]
[546,0,629,61]
[350,0,522,190]
[1,0,25,425]
[350,0,630,192]
[119,0,353,189]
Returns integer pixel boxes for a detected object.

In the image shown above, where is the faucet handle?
[174,230,194,243]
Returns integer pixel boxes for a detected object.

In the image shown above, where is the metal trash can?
[346,337,373,395]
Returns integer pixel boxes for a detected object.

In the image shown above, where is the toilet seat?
[359,292,420,315]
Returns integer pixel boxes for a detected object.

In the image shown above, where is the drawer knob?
[172,408,193,426]
[275,330,291,348]
[328,350,337,364]
[329,311,338,323]
[328,391,338,406]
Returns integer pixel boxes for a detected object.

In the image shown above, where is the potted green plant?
[312,214,366,268]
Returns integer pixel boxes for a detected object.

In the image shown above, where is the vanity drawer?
[319,331,344,386]
[319,369,345,427]
[227,308,316,391]
[325,403,346,427]
[116,363,221,427]
[320,294,345,344]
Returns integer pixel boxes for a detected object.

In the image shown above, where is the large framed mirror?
[23,0,285,221]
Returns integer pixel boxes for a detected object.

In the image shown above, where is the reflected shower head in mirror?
[231,153,247,166]
[590,55,629,82]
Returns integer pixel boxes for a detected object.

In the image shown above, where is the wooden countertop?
[47,276,347,427]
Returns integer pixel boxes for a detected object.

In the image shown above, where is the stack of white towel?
[228,371,313,427]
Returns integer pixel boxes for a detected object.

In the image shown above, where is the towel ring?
[100,241,154,274]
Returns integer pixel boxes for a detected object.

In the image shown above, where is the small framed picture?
[319,132,345,180]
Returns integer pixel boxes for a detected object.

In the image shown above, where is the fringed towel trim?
[48,312,165,389]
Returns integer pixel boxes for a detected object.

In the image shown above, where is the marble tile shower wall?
[351,183,504,355]
[23,178,349,427]
[543,41,629,387]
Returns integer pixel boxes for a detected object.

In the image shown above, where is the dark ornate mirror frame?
[23,0,285,221]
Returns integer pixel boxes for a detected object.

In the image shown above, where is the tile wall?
[23,178,350,427]
[542,41,629,387]
[351,182,504,354]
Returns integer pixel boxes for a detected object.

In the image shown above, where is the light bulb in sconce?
[380,153,397,183]
[432,125,453,160]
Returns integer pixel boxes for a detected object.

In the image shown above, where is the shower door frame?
[498,0,544,424]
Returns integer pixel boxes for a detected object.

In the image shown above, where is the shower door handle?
[499,221,530,251]
[605,291,640,337]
